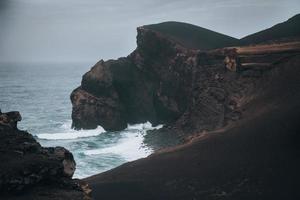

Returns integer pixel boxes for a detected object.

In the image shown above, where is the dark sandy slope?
[241,14,300,44]
[85,54,300,199]
[144,21,239,50]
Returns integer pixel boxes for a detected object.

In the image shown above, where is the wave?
[84,131,151,161]
[37,121,162,140]
[37,121,106,140]
[84,121,162,160]
[126,121,163,131]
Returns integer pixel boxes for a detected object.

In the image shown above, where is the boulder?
[0,111,91,199]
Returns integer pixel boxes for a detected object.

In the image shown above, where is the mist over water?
[0,62,157,178]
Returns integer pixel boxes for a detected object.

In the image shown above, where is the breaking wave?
[36,120,162,178]
[37,121,106,140]
[84,121,162,160]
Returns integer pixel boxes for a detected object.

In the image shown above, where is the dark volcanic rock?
[0,111,91,200]
[71,24,300,135]
[70,18,300,200]
[86,54,300,200]
[71,27,196,131]
[0,111,22,129]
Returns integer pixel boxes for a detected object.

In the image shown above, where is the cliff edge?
[70,16,300,199]
[71,18,300,137]
[86,50,300,200]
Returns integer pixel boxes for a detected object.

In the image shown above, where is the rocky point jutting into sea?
[71,15,300,137]
[71,14,300,199]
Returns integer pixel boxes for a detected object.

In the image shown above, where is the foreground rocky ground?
[0,111,91,200]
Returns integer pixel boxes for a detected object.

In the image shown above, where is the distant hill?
[241,14,300,45]
[143,15,300,49]
[143,21,240,50]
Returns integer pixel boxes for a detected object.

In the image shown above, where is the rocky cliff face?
[0,111,91,200]
[71,25,300,136]
[85,54,300,199]
[71,27,196,131]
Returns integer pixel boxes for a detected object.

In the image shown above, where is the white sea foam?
[37,121,106,140]
[84,121,162,161]
[84,131,150,160]
[126,121,163,131]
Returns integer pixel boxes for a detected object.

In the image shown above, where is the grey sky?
[0,0,299,63]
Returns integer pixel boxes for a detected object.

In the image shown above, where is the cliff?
[70,16,300,199]
[71,25,240,132]
[71,26,196,131]
[71,20,300,137]
[0,111,91,200]
[86,51,300,200]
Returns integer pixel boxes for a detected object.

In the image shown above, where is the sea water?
[0,62,160,178]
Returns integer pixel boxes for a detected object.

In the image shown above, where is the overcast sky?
[0,0,299,63]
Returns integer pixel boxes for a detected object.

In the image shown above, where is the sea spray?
[37,123,106,140]
[37,120,162,178]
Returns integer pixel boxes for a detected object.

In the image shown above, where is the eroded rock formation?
[0,111,91,200]
[71,25,300,136]
[71,27,196,131]
[85,46,300,200]
[71,16,300,199]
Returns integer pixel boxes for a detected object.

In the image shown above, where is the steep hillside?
[143,21,240,50]
[85,54,300,200]
[71,20,300,135]
[69,15,300,200]
[241,14,300,44]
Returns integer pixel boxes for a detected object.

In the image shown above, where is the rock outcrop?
[71,23,300,136]
[70,16,300,200]
[0,111,91,200]
[86,51,300,200]
[71,27,197,131]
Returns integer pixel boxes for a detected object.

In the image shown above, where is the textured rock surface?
[0,111,91,200]
[71,25,300,136]
[86,53,300,200]
[0,111,22,129]
[71,28,196,131]
[71,17,300,200]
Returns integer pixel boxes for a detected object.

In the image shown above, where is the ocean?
[0,62,158,178]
